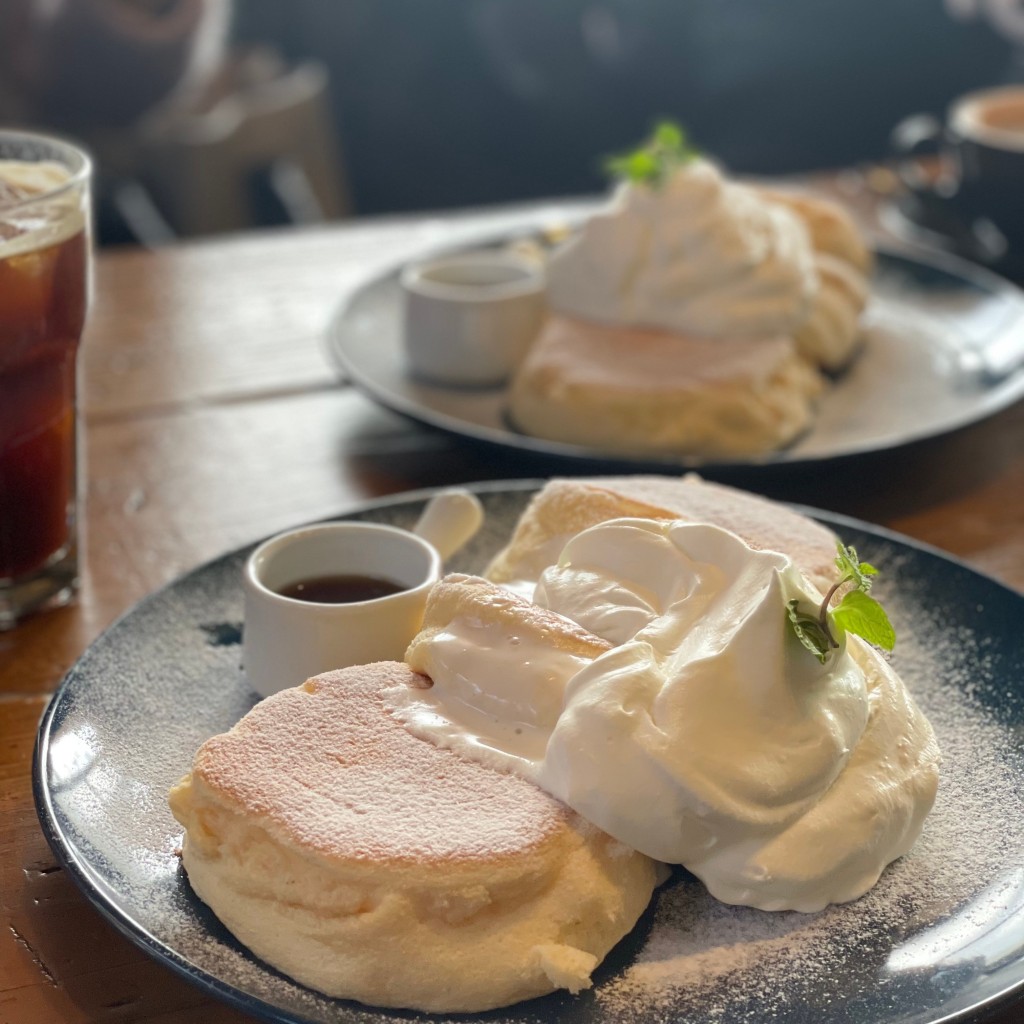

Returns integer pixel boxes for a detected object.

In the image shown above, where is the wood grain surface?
[1,186,1022,1024]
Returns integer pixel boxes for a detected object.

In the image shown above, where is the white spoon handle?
[413,489,484,563]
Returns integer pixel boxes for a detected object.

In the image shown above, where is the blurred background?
[2,0,1022,246]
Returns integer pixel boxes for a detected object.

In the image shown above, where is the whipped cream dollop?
[546,159,818,339]
[393,519,940,913]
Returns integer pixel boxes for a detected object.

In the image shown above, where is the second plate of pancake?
[328,233,1024,469]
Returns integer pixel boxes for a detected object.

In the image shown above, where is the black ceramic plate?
[34,482,1024,1024]
[326,237,1024,470]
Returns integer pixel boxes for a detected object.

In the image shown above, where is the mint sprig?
[786,600,833,664]
[787,542,896,663]
[604,121,699,187]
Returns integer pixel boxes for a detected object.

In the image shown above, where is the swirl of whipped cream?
[393,519,940,913]
[546,159,819,338]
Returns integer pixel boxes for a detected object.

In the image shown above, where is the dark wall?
[235,0,1020,216]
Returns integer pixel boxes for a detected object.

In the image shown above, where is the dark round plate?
[326,234,1024,470]
[34,482,1024,1024]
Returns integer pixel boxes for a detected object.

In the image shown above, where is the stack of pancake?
[169,476,845,1012]
[508,178,873,459]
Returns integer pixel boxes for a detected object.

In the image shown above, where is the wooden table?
[2,189,1022,1024]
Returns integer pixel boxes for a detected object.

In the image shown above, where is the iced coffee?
[0,133,91,628]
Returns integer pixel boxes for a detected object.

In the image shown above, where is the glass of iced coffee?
[0,131,91,628]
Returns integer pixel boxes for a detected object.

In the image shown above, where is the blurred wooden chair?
[122,47,351,239]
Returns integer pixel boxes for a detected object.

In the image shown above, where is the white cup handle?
[412,490,484,562]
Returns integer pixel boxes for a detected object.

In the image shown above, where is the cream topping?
[394,519,940,912]
[546,159,818,338]
[405,617,592,765]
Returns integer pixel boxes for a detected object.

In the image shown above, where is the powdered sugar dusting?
[193,661,566,864]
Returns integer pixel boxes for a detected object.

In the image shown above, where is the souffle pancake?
[485,473,842,595]
[169,661,661,1013]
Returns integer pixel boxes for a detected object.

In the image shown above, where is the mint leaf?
[832,590,896,651]
[786,600,833,664]
[606,150,659,183]
[834,543,878,593]
[604,120,700,186]
[652,121,684,150]
[788,540,897,662]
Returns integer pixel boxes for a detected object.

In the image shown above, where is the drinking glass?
[0,131,91,628]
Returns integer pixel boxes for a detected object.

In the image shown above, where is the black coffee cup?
[890,85,1024,274]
